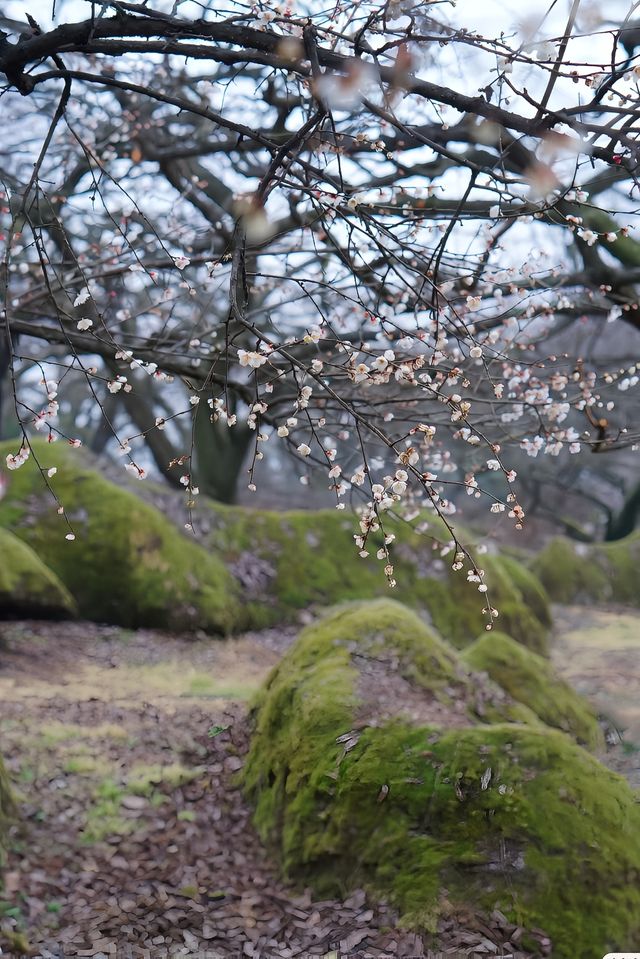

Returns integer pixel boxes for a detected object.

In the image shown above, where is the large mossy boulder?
[0,440,241,632]
[462,631,603,750]
[532,534,640,606]
[205,503,551,652]
[0,527,76,619]
[244,600,640,958]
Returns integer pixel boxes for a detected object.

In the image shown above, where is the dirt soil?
[0,620,543,959]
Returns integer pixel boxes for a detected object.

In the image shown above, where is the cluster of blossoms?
[208,397,237,427]
[30,379,60,434]
[5,445,30,471]
[520,427,581,457]
[238,349,268,369]
[108,375,131,394]
[353,482,401,586]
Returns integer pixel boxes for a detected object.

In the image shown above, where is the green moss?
[62,754,112,776]
[205,503,551,650]
[245,601,640,957]
[328,724,640,955]
[0,440,241,632]
[245,608,360,855]
[125,762,202,797]
[82,779,132,843]
[0,527,76,618]
[462,632,603,750]
[297,599,464,687]
[532,535,640,606]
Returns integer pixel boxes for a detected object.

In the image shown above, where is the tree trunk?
[193,402,253,503]
[606,482,640,540]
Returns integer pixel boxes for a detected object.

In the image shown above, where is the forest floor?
[0,608,638,959]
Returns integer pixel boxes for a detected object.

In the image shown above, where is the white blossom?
[238,349,267,369]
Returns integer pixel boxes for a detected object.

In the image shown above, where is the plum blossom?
[6,446,30,470]
[73,289,91,306]
[577,227,597,246]
[125,462,147,480]
[238,349,267,369]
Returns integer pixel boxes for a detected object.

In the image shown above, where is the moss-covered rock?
[205,502,551,652]
[493,554,553,630]
[416,542,553,652]
[245,600,640,958]
[0,440,241,632]
[0,527,76,619]
[245,600,540,865]
[532,534,640,606]
[462,631,603,750]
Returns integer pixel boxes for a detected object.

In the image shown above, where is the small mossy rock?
[0,527,76,618]
[245,601,640,958]
[462,631,603,750]
[206,502,551,651]
[0,440,241,632]
[532,535,640,606]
